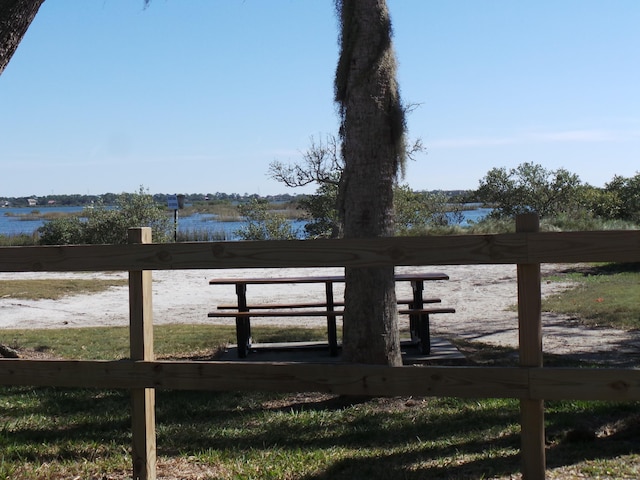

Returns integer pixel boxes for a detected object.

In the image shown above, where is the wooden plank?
[0,360,528,398]
[215,298,441,310]
[216,302,339,309]
[4,357,640,400]
[131,388,156,480]
[128,228,156,480]
[398,308,455,315]
[529,368,640,401]
[528,230,640,263]
[3,360,640,401]
[208,272,449,285]
[0,234,528,272]
[1,231,637,274]
[516,213,546,480]
[208,310,344,318]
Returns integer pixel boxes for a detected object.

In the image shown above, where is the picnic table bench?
[208,273,455,358]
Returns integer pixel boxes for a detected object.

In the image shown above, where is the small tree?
[234,198,299,241]
[270,135,434,239]
[477,162,583,219]
[269,135,343,190]
[296,183,342,239]
[269,135,344,238]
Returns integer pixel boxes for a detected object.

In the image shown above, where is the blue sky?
[1,0,638,198]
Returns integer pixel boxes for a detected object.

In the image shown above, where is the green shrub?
[604,173,640,222]
[37,216,85,245]
[38,187,172,245]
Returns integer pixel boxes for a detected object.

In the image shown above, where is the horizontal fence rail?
[1,360,639,401]
[1,221,639,479]
[0,231,638,272]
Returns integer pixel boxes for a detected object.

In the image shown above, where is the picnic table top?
[208,272,449,285]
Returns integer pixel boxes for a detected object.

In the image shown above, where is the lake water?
[0,205,492,239]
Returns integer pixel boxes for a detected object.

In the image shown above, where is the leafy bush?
[604,173,640,222]
[38,187,172,245]
[576,185,622,220]
[394,185,464,235]
[38,216,86,245]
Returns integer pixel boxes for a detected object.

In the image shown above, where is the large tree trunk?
[0,0,45,76]
[335,0,406,366]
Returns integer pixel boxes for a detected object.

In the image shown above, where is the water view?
[0,205,492,239]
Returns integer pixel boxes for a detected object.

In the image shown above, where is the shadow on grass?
[1,335,639,477]
[454,331,640,369]
[1,384,639,478]
[557,262,640,276]
[0,387,131,463]
[154,391,639,479]
[298,447,522,480]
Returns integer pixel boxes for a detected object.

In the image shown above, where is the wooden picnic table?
[208,272,452,358]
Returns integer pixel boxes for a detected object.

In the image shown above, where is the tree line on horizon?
[0,189,472,209]
[20,162,639,248]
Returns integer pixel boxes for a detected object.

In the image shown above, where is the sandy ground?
[1,264,638,363]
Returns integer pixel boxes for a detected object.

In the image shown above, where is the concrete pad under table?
[218,337,466,365]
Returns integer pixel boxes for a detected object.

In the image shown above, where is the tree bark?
[335,0,405,366]
[0,0,45,76]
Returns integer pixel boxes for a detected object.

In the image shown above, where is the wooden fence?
[0,214,639,480]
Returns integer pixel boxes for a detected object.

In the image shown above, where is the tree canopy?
[476,162,583,219]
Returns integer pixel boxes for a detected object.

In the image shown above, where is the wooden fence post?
[128,227,157,480]
[516,214,546,479]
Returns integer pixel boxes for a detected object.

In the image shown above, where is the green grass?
[2,325,325,360]
[0,324,639,479]
[1,266,639,478]
[0,382,638,479]
[0,278,128,301]
[543,263,640,330]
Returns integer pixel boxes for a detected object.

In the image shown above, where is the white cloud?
[429,128,637,150]
[524,130,621,143]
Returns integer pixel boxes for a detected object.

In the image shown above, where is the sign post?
[166,195,182,242]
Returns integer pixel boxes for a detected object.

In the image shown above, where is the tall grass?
[181,201,303,221]
[0,233,38,246]
[447,216,639,235]
[175,227,229,242]
[3,210,77,221]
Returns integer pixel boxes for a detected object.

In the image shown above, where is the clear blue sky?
[1,0,638,198]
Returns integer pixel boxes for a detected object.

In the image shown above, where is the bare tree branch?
[268,134,343,188]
